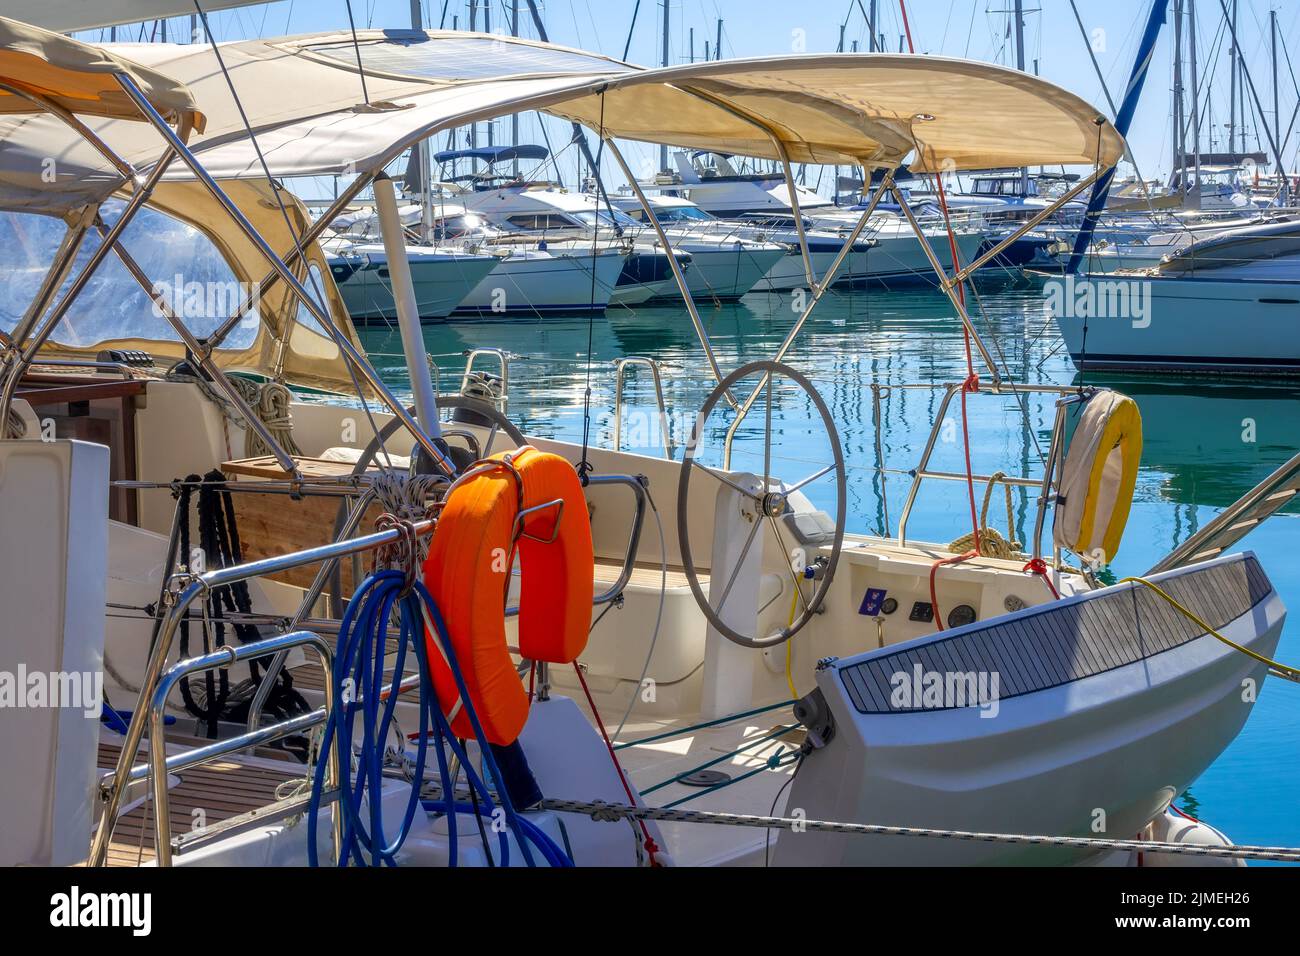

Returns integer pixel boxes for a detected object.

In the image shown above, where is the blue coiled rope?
[306,570,571,867]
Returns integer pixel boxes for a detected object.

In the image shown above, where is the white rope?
[540,798,1300,863]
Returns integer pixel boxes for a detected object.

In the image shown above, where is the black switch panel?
[908,601,934,623]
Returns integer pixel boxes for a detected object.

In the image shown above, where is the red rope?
[572,663,662,866]
[929,549,977,632]
[1021,557,1060,599]
[901,0,984,626]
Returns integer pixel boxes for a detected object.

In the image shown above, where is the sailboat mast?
[1228,0,1237,156]
[1014,0,1029,193]
[1272,8,1279,179]
[1188,0,1202,208]
[660,0,670,172]
[412,0,433,242]
[512,0,521,178]
[869,0,878,52]
[1172,0,1186,193]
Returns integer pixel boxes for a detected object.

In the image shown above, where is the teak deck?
[93,740,305,867]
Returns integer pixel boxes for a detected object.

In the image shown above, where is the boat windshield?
[433,213,497,240]
[971,177,1039,198]
[1,202,261,351]
[573,208,642,230]
[654,206,715,223]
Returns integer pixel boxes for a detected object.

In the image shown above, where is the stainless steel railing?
[139,630,335,867]
[92,462,650,865]
[88,519,433,867]
[613,357,674,460]
[883,381,1083,564]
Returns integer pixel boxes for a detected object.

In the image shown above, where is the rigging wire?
[191,0,396,472]
[575,91,606,486]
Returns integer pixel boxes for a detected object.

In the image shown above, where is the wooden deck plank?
[94,740,305,867]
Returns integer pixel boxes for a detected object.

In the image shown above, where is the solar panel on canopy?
[302,33,631,83]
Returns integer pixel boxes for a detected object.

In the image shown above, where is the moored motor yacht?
[454,181,692,306]
[1053,218,1300,375]
[323,239,498,322]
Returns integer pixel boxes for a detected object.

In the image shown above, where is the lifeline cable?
[542,797,1300,863]
[575,91,607,487]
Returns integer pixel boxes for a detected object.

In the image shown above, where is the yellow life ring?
[1053,390,1142,564]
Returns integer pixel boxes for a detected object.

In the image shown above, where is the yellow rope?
[784,582,800,699]
[949,470,1023,559]
[1119,576,1300,683]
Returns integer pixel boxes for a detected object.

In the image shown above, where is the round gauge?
[881,597,899,615]
[947,604,977,629]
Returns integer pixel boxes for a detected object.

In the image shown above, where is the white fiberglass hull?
[453,247,625,316]
[328,246,497,322]
[750,231,982,291]
[656,244,787,300]
[776,554,1283,866]
[1053,273,1300,374]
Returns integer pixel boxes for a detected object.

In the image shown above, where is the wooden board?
[229,490,384,592]
[219,456,387,593]
[222,455,375,480]
[91,741,303,867]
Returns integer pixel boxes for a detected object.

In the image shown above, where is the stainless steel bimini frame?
[0,67,456,480]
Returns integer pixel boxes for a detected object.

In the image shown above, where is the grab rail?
[88,519,433,867]
[613,357,675,460]
[504,472,648,617]
[890,382,1080,565]
[141,630,336,867]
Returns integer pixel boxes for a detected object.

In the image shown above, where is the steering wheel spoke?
[677,360,847,650]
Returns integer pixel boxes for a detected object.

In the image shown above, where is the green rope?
[642,723,800,796]
[612,698,797,751]
[661,750,803,809]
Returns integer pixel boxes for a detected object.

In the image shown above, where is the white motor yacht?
[1053,218,1300,374]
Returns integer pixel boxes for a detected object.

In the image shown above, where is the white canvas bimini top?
[0,16,202,214]
[0,28,1126,216]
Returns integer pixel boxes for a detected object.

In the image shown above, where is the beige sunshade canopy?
[0,29,1125,215]
[0,16,200,126]
[550,55,1123,172]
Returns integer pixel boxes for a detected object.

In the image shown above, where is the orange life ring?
[422,447,594,746]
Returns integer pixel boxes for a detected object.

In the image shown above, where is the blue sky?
[84,1,1299,193]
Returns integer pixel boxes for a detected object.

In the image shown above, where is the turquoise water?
[356,283,1300,856]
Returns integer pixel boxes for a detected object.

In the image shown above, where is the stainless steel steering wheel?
[677,360,847,649]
